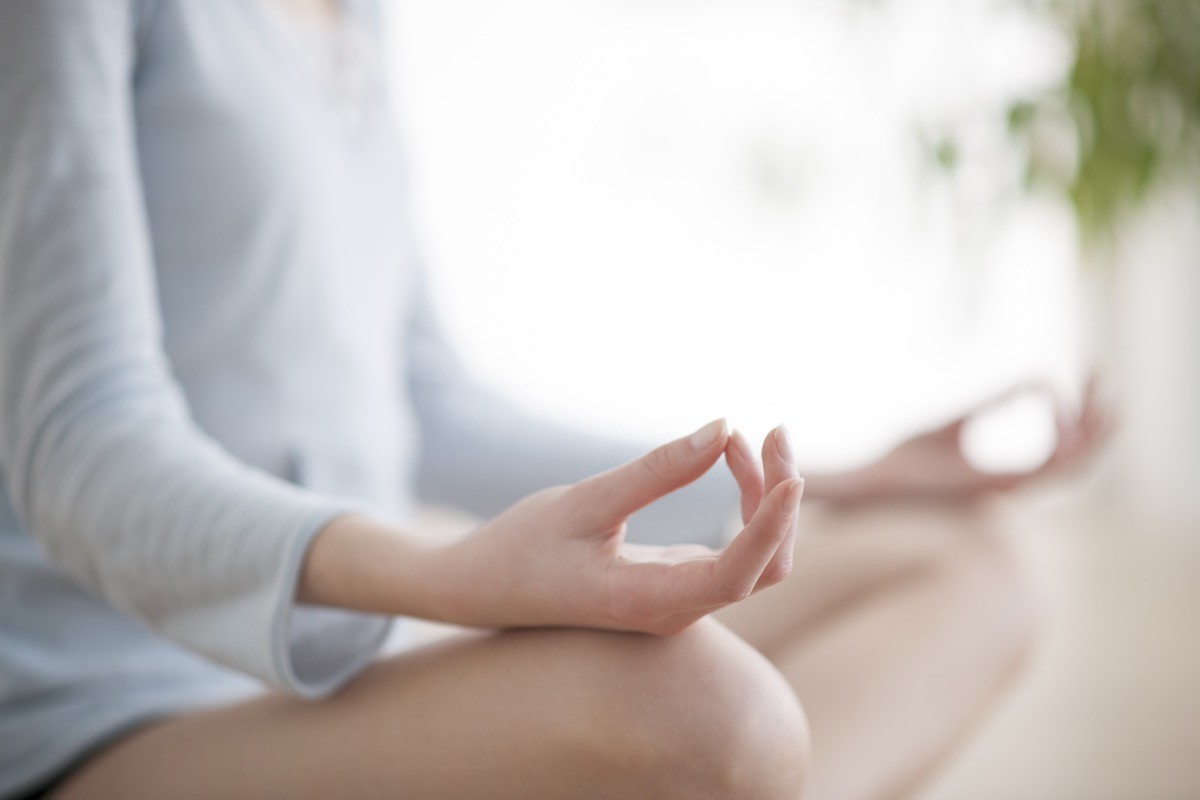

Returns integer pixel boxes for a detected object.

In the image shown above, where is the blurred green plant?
[1009,0,1200,248]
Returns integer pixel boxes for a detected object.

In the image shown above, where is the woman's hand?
[810,378,1113,504]
[424,419,804,635]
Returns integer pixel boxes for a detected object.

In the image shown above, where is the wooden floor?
[923,503,1200,800]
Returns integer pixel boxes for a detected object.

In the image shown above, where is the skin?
[49,383,1110,800]
[50,621,808,800]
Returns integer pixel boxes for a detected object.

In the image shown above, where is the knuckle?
[773,557,794,581]
[720,581,752,604]
[640,444,678,483]
[758,558,792,587]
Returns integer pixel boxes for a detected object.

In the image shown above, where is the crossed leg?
[716,497,1043,800]
[50,620,808,800]
[52,499,1037,800]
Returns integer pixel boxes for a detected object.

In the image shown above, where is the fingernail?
[774,424,795,464]
[688,418,727,451]
[785,478,805,513]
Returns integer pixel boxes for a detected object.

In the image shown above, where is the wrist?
[299,513,456,621]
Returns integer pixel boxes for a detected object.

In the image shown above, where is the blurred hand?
[852,378,1113,503]
[430,420,804,635]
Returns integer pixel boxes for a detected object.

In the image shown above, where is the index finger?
[568,418,730,529]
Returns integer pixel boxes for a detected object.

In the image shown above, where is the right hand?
[427,419,804,635]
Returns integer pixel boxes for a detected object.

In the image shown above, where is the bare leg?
[716,498,1042,800]
[50,619,808,800]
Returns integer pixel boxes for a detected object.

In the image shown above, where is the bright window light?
[385,0,1079,469]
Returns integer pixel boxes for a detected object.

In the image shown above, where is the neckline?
[254,0,378,140]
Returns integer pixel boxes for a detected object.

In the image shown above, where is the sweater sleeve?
[404,267,740,547]
[0,0,388,698]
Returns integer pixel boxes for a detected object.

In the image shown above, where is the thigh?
[50,622,801,800]
[715,499,1013,656]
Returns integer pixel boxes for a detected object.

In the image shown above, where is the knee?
[582,619,809,800]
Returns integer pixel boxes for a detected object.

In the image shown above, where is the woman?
[0,1,1107,798]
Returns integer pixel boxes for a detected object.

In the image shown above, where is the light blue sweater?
[0,1,737,795]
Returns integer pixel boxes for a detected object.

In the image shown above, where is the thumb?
[567,419,729,529]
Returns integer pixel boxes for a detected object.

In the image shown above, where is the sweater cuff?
[269,506,392,698]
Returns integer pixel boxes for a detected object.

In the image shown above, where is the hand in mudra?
[856,378,1113,502]
[432,419,803,635]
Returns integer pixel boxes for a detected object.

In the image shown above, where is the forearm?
[299,513,455,622]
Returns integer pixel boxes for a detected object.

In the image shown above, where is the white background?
[384,0,1081,472]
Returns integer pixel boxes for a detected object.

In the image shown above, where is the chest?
[129,0,412,348]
